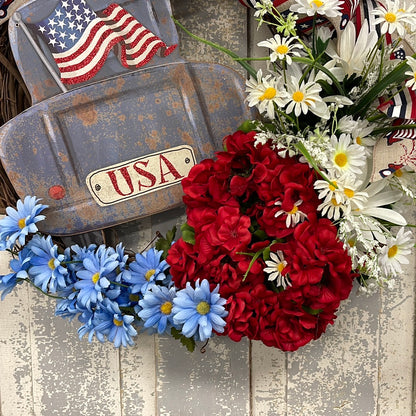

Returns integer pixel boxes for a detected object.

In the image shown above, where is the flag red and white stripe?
[35,1,177,85]
[101,4,176,69]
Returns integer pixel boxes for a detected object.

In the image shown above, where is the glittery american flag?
[34,0,177,85]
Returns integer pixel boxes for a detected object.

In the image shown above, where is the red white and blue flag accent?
[34,0,176,85]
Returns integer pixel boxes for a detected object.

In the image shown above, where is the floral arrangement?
[1,0,416,352]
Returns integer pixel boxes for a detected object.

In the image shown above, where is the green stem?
[22,278,65,299]
[172,17,257,78]
[292,56,345,95]
[351,57,412,115]
[372,123,416,136]
[294,142,337,188]
[109,281,129,288]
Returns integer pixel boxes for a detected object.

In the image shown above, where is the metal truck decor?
[0,0,252,235]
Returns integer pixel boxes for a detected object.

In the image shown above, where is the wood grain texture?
[0,249,34,416]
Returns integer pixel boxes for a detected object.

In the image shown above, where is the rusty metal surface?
[0,0,253,235]
[9,0,181,103]
[0,61,252,235]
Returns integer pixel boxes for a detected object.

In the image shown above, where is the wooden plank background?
[0,1,415,415]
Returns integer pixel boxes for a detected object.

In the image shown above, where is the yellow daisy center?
[196,301,210,315]
[394,169,403,177]
[310,0,324,7]
[277,262,285,273]
[113,318,123,327]
[276,44,289,55]
[18,218,26,229]
[48,258,56,270]
[414,72,416,81]
[288,205,299,215]
[347,239,356,248]
[388,245,398,258]
[145,269,156,281]
[356,136,362,145]
[385,12,397,23]
[92,272,100,284]
[331,198,341,206]
[259,87,277,101]
[129,293,140,302]
[160,301,173,315]
[334,152,348,168]
[329,181,337,192]
[344,188,355,198]
[292,91,304,103]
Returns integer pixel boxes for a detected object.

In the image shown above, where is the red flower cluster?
[167,130,355,351]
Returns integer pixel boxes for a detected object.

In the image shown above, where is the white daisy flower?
[326,20,378,78]
[257,34,303,65]
[405,56,416,90]
[318,195,345,221]
[372,0,411,37]
[378,227,414,277]
[341,176,369,211]
[245,69,289,119]
[314,170,344,205]
[286,76,329,119]
[275,199,307,227]
[289,0,343,18]
[330,134,367,176]
[337,115,357,132]
[264,251,291,289]
[348,180,407,245]
[351,120,376,148]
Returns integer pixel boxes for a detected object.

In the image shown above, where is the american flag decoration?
[101,4,177,69]
[33,0,177,85]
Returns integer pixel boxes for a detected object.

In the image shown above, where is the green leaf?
[155,226,177,259]
[181,223,195,245]
[302,305,323,316]
[238,120,257,133]
[350,59,411,115]
[171,327,196,352]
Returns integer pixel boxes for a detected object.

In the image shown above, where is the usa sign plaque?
[86,146,196,206]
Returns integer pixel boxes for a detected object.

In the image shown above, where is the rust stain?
[45,79,55,87]
[166,110,173,117]
[118,115,126,122]
[145,134,158,151]
[33,147,38,155]
[72,94,98,126]
[58,152,69,163]
[138,114,145,122]
[32,84,46,103]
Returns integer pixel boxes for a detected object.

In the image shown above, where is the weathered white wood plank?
[28,288,123,416]
[0,248,35,416]
[251,341,287,416]
[377,208,416,415]
[113,217,158,416]
[156,335,251,416]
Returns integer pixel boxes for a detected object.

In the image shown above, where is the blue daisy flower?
[138,285,177,334]
[128,248,169,294]
[74,245,119,310]
[78,309,96,342]
[92,299,137,347]
[69,244,97,272]
[0,248,31,299]
[27,235,68,293]
[0,196,47,249]
[172,279,228,342]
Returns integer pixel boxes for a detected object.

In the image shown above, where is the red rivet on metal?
[48,185,66,200]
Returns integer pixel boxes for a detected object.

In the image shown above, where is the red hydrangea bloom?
[167,130,355,351]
